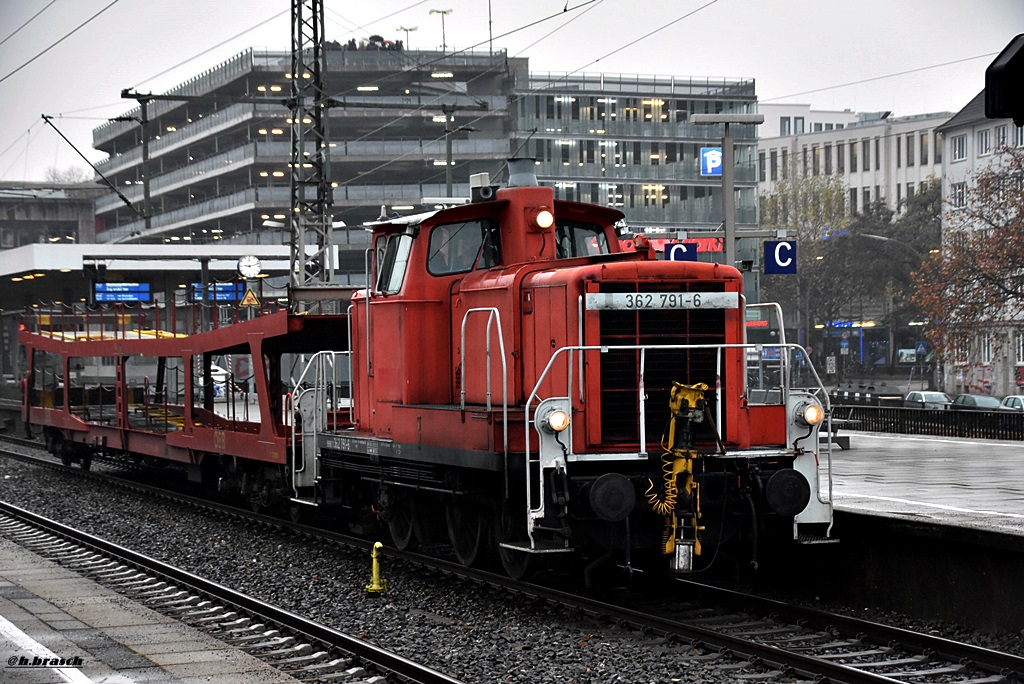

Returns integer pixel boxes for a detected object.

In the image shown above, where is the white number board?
[585,292,739,311]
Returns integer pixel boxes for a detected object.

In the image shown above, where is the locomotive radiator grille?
[593,283,727,447]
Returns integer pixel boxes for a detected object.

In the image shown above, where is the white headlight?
[797,402,824,427]
[546,408,570,432]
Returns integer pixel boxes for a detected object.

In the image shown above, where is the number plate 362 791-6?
[585,292,739,310]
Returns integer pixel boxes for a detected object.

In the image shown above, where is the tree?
[44,166,92,184]
[759,162,854,351]
[913,146,1024,370]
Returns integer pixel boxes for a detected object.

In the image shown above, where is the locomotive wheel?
[497,511,535,580]
[387,502,417,551]
[79,453,92,471]
[445,501,488,567]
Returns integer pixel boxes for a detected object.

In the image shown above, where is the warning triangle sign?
[239,289,260,307]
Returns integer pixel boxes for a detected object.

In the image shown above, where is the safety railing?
[290,350,353,496]
[459,308,509,462]
[832,405,1024,441]
[522,342,829,535]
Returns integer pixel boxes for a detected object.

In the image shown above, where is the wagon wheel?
[79,453,92,471]
[387,501,417,551]
[445,500,488,567]
[497,509,536,580]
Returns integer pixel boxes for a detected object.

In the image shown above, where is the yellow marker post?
[365,541,388,594]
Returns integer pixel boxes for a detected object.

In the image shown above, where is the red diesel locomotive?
[21,160,834,578]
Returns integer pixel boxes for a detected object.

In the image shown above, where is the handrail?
[459,308,509,463]
[522,342,830,533]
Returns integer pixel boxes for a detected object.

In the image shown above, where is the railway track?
[3,442,1023,683]
[0,500,463,684]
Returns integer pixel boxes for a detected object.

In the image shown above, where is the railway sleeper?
[816,646,895,659]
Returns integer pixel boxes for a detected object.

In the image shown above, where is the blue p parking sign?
[763,240,797,274]
[700,147,723,176]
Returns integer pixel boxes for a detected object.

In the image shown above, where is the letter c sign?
[763,240,797,274]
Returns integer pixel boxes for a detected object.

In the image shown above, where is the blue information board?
[95,282,151,302]
[189,282,245,302]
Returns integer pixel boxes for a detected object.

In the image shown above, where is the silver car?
[998,395,1024,412]
[903,391,953,410]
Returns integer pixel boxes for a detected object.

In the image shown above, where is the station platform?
[0,537,297,683]
[827,431,1024,537]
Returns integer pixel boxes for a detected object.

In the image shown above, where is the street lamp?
[691,113,764,270]
[396,25,417,49]
[860,233,928,260]
[429,9,452,52]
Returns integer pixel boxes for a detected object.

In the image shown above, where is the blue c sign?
[763,240,797,274]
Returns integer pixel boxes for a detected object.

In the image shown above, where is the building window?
[837,143,845,173]
[951,134,968,162]
[875,185,881,201]
[814,122,823,132]
[1016,331,1024,365]
[860,139,870,171]
[863,187,870,208]
[896,183,902,206]
[825,123,834,131]
[849,142,858,172]
[920,131,929,165]
[977,129,991,157]
[802,146,808,177]
[906,134,914,166]
[996,125,1008,148]
[758,151,766,181]
[781,149,788,178]
[874,137,880,170]
[824,144,832,174]
[980,334,993,365]
[770,149,778,180]
[935,131,943,163]
[950,182,967,208]
[896,136,902,167]
[849,188,858,214]
[794,117,805,134]
[812,145,820,175]
[1017,125,1024,147]
[907,182,915,198]
[780,117,791,136]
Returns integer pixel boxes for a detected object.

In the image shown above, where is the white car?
[998,395,1024,412]
[903,391,952,410]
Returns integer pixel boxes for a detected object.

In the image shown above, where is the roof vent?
[507,158,539,187]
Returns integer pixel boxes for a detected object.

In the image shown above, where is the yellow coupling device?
[644,382,708,558]
[365,541,388,594]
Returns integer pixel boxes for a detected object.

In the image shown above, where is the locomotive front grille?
[593,283,727,447]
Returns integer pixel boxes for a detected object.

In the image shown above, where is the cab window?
[427,220,499,276]
[556,220,610,258]
[374,233,413,294]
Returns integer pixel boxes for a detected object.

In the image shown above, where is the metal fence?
[834,405,1024,441]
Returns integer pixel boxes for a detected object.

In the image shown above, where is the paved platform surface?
[826,431,1024,536]
[0,537,297,684]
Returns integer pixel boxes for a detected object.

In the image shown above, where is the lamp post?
[396,25,417,49]
[429,9,452,52]
[691,113,764,270]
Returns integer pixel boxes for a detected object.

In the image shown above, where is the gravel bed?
[2,454,1023,682]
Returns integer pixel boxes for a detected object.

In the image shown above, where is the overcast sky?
[0,0,1021,182]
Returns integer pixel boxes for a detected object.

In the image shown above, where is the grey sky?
[0,0,1020,181]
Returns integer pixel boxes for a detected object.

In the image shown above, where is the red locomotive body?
[22,161,834,577]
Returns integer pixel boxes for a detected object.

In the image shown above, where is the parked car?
[950,393,1002,411]
[998,395,1024,412]
[903,391,953,410]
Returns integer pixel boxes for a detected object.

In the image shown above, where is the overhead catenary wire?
[0,0,123,86]
[0,0,58,50]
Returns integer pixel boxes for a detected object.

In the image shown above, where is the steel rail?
[0,500,464,684]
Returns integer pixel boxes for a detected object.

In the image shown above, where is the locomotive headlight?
[537,406,570,433]
[795,401,825,427]
[529,207,555,231]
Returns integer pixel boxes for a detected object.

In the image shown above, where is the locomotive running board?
[498,542,574,554]
[796,535,840,544]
